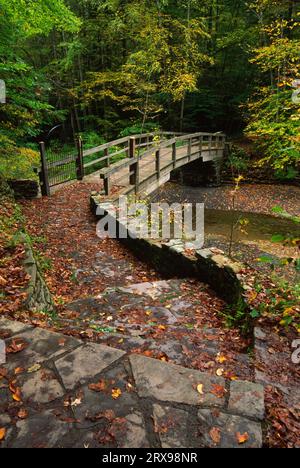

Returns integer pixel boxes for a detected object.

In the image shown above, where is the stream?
[151,182,300,280]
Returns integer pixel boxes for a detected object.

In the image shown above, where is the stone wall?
[91,195,247,307]
[8,180,40,199]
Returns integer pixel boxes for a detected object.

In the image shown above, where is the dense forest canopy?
[0,0,299,179]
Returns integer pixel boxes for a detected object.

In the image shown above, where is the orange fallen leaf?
[89,380,106,393]
[6,339,28,354]
[12,389,22,402]
[236,432,249,444]
[14,367,25,375]
[216,354,227,364]
[0,428,6,441]
[211,384,227,399]
[209,427,221,445]
[112,388,122,400]
[0,275,7,286]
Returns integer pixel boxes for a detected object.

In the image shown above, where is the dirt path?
[21,182,160,304]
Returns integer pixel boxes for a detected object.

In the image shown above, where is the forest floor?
[0,181,299,448]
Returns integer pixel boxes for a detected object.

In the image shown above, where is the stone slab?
[197,409,262,448]
[228,381,265,421]
[129,354,226,407]
[0,318,32,337]
[4,327,82,371]
[21,368,65,404]
[10,410,73,448]
[55,343,125,390]
[153,404,190,448]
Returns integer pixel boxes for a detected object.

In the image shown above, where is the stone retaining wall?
[91,195,247,306]
[8,179,40,199]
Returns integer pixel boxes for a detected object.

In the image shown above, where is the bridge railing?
[81,131,184,174]
[98,132,226,196]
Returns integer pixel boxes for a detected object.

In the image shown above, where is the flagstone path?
[0,317,264,448]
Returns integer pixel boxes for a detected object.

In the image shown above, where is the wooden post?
[76,137,84,181]
[209,135,213,156]
[188,138,192,161]
[103,176,111,196]
[39,142,50,197]
[156,149,161,179]
[199,135,203,156]
[172,142,177,168]
[129,136,139,192]
[104,148,110,168]
[129,136,136,159]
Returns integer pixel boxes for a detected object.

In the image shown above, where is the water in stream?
[151,182,300,280]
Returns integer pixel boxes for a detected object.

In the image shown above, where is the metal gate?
[38,139,83,196]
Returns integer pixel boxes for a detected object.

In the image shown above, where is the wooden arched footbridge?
[39,131,226,197]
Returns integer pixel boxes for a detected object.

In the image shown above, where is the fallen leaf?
[197,384,204,395]
[112,388,122,400]
[14,367,25,375]
[12,389,22,402]
[211,384,227,399]
[216,368,224,377]
[209,427,221,445]
[27,364,41,374]
[0,428,6,441]
[70,397,82,407]
[216,354,227,364]
[0,275,7,286]
[236,432,249,444]
[89,380,107,393]
[0,368,8,379]
[6,339,28,354]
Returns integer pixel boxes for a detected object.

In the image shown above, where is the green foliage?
[221,299,253,336]
[253,278,300,333]
[0,0,299,181]
[0,135,40,181]
[226,146,250,173]
[0,0,79,181]
[119,123,159,137]
[245,7,300,178]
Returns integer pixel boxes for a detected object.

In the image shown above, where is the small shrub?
[0,135,39,181]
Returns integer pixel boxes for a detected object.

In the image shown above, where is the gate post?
[76,136,84,181]
[39,142,51,197]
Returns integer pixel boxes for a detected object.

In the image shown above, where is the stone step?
[59,280,252,381]
[254,327,300,408]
